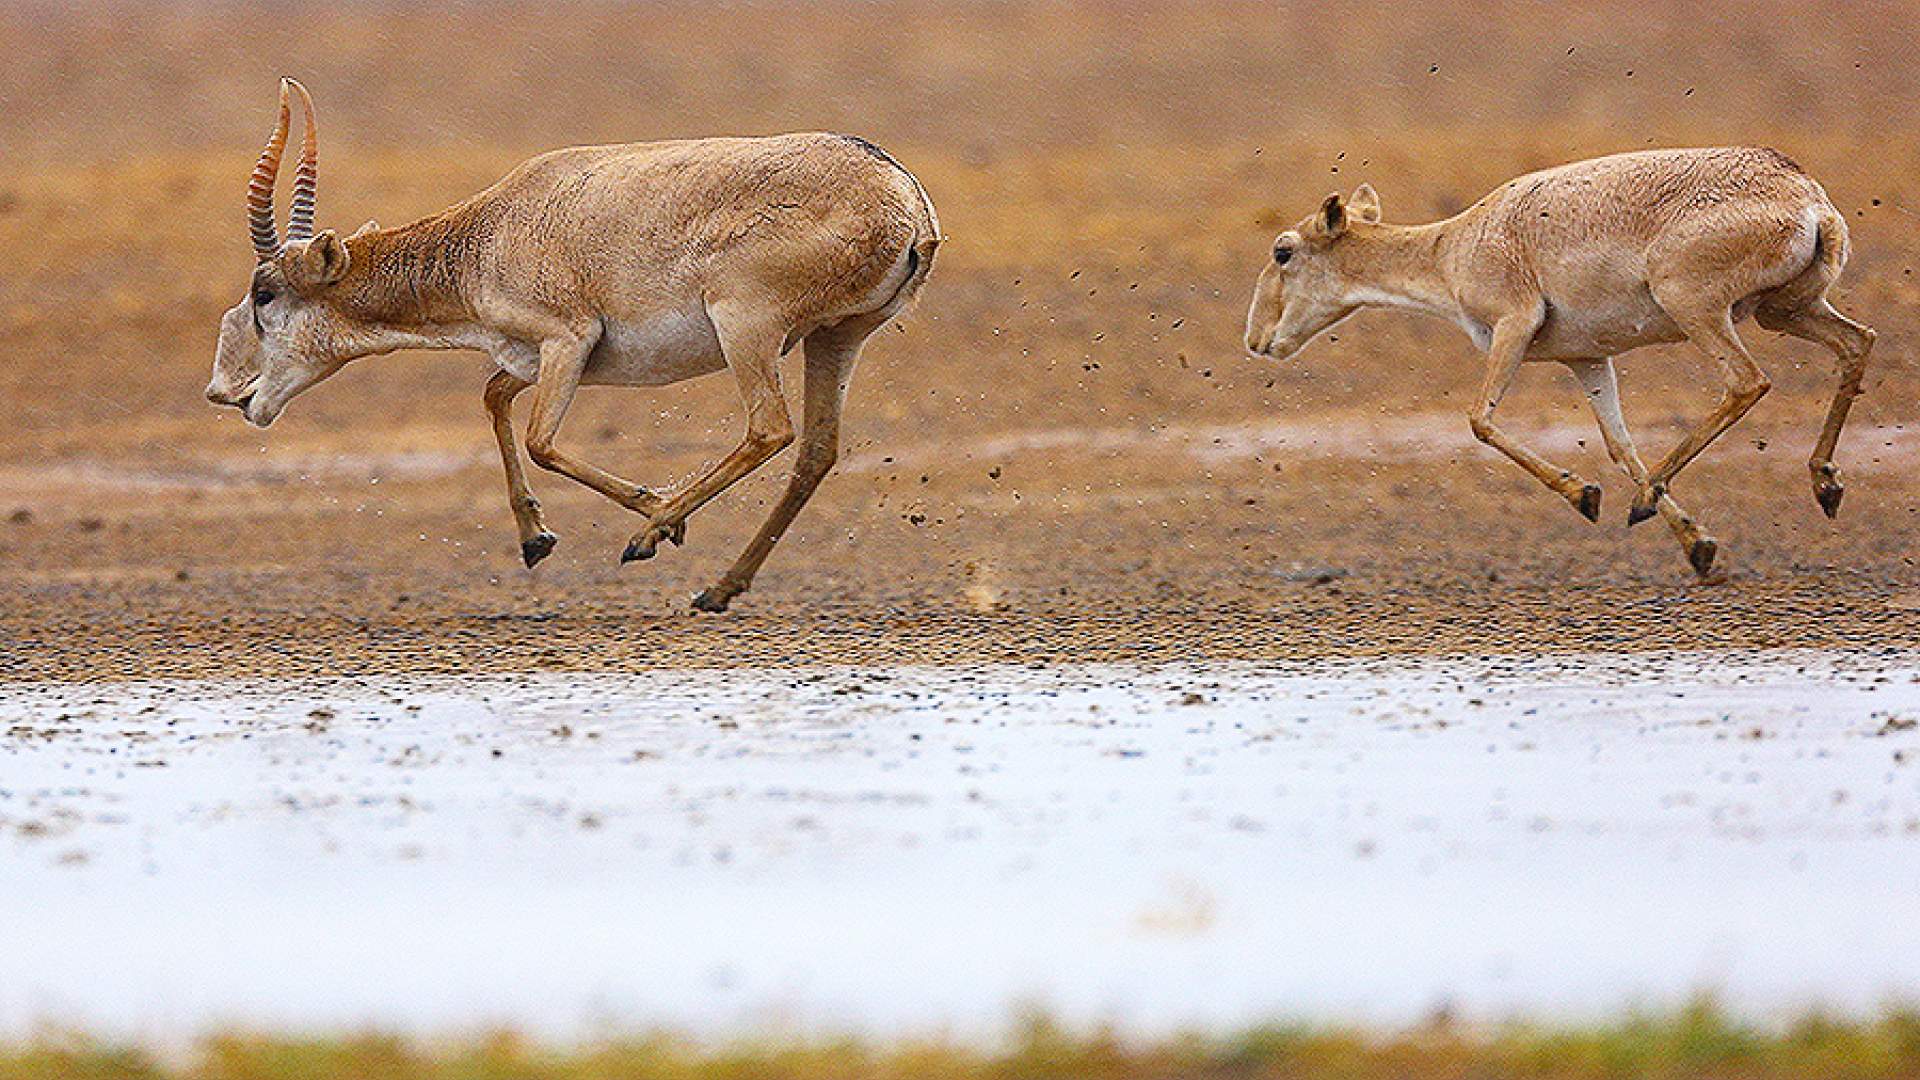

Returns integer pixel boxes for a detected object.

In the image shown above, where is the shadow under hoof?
[520,532,557,569]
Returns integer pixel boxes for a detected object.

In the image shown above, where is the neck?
[1338,222,1456,320]
[328,213,488,354]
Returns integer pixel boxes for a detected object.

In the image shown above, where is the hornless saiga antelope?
[208,79,939,612]
[1244,147,1876,577]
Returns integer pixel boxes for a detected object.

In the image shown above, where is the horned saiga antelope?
[1244,148,1875,577]
[207,79,939,611]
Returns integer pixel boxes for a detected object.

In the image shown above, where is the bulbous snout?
[204,383,254,409]
[1245,305,1293,358]
[1244,260,1288,359]
[208,303,266,417]
[1245,327,1310,363]
[204,371,263,421]
[205,370,271,426]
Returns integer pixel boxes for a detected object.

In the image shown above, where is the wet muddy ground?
[4,405,1917,680]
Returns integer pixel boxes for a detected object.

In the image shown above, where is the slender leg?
[621,301,795,564]
[484,370,557,568]
[1756,299,1876,517]
[1468,311,1603,522]
[1565,358,1716,574]
[1642,305,1771,495]
[691,324,865,613]
[522,325,669,520]
[1624,299,1767,577]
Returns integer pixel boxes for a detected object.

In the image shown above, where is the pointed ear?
[348,219,380,241]
[1316,192,1347,237]
[285,230,351,290]
[1348,183,1381,224]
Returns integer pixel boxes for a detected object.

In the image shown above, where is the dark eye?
[253,288,275,307]
[1273,244,1293,266]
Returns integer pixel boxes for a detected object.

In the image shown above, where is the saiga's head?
[206,79,359,427]
[1243,183,1381,360]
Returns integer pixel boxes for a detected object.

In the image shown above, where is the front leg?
[1468,309,1604,523]
[521,324,672,522]
[483,369,556,568]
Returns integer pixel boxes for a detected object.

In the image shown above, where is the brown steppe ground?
[1,0,1917,681]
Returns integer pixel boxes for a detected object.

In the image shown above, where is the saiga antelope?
[207,79,939,611]
[1245,147,1875,577]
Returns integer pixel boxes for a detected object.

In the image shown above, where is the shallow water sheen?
[2,651,1917,1039]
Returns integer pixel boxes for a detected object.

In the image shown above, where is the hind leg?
[1756,299,1876,517]
[621,300,795,564]
[1633,288,1772,576]
[691,323,865,613]
[1643,308,1771,493]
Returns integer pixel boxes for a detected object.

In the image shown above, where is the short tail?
[1769,206,1849,312]
[880,174,941,317]
[899,229,940,305]
[904,159,941,294]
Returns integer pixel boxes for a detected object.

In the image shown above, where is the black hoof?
[690,588,734,614]
[1627,502,1656,527]
[520,532,557,569]
[622,520,685,564]
[1688,537,1718,577]
[1816,482,1845,519]
[1574,484,1602,524]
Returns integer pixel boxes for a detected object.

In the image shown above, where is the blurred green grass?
[9,1006,1920,1080]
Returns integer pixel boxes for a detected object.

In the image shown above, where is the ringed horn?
[246,77,319,261]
